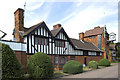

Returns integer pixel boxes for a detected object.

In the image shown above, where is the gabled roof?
[23,21,44,36]
[84,27,104,37]
[51,27,76,49]
[23,21,52,37]
[70,38,102,52]
[51,27,62,37]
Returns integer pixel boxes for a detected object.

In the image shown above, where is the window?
[84,51,88,56]
[55,56,67,64]
[70,56,75,60]
[98,35,101,49]
[88,52,96,56]
[78,51,83,55]
[100,53,102,56]
[55,40,65,47]
[35,37,48,45]
[55,56,58,64]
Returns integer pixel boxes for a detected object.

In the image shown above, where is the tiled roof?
[51,27,62,37]
[23,21,44,36]
[70,38,102,52]
[84,27,104,37]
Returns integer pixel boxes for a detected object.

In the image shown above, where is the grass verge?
[83,67,92,72]
[54,70,70,78]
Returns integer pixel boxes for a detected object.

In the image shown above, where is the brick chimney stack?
[53,24,61,30]
[14,8,24,42]
[79,32,84,41]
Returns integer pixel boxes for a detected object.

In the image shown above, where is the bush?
[1,43,24,79]
[88,61,98,69]
[63,60,83,74]
[99,59,111,66]
[27,52,54,79]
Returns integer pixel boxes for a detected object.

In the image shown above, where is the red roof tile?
[84,27,104,37]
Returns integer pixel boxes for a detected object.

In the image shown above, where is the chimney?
[94,26,100,29]
[79,32,84,41]
[53,24,61,30]
[14,8,24,42]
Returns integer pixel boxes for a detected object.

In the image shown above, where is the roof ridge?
[84,27,105,37]
[31,21,44,27]
[85,27,104,32]
[51,27,62,31]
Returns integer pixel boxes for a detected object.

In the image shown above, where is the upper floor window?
[35,37,48,45]
[55,40,65,47]
[98,35,101,49]
[88,52,96,56]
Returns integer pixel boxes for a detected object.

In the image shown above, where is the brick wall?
[25,54,103,71]
[84,35,98,46]
[84,33,109,60]
[68,55,103,65]
[15,51,27,73]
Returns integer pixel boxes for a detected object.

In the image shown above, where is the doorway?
[84,57,87,66]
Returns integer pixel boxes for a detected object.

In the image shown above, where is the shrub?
[88,61,98,69]
[99,59,111,66]
[63,60,83,74]
[1,43,24,79]
[27,52,54,79]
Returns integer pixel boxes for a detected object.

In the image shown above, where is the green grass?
[54,71,70,78]
[111,61,120,63]
[83,67,92,71]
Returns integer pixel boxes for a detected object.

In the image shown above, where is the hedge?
[88,61,98,69]
[63,60,83,74]
[99,59,111,66]
[27,52,54,79]
[1,43,23,79]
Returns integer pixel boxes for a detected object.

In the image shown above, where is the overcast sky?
[0,0,119,42]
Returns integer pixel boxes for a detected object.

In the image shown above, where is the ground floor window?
[70,56,75,60]
[55,56,67,65]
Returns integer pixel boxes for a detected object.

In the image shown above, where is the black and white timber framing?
[23,21,102,56]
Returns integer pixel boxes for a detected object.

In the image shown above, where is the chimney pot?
[53,24,61,30]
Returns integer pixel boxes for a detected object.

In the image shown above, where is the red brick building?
[79,26,109,60]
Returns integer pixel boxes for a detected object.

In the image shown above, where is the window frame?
[35,37,48,45]
[55,40,65,47]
